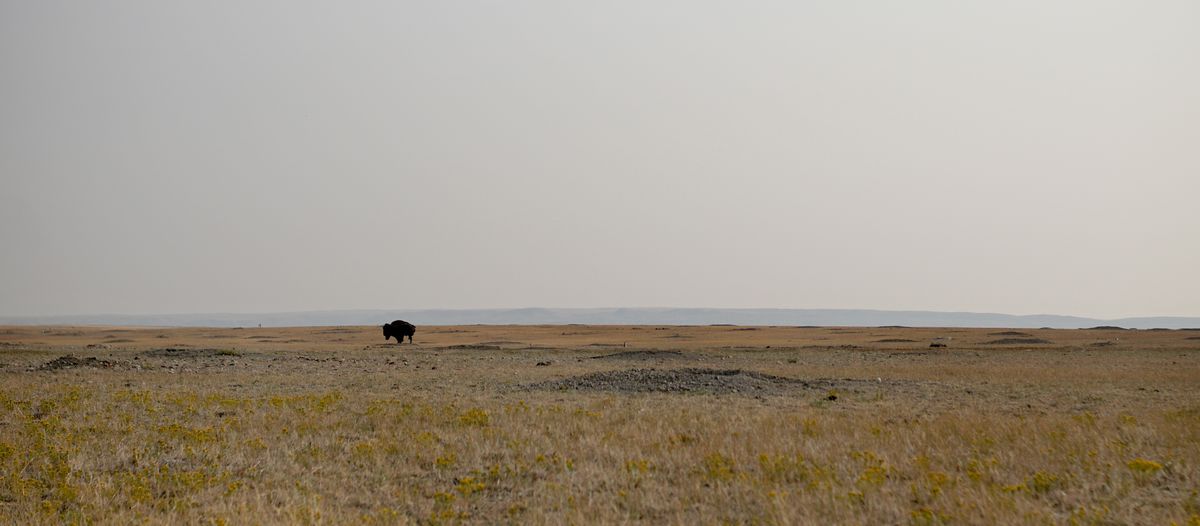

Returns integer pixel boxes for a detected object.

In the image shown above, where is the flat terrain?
[1,325,1198,524]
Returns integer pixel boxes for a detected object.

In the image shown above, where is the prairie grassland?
[1,325,1198,525]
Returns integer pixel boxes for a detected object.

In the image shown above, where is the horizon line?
[3,306,1200,322]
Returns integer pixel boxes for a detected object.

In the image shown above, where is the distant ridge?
[2,308,1199,330]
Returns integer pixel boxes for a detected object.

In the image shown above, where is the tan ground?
[1,324,1198,525]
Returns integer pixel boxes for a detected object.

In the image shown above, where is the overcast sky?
[2,1,1197,319]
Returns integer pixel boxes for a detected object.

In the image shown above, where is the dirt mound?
[984,338,1053,345]
[591,350,684,361]
[529,368,830,394]
[40,355,115,371]
[140,348,242,359]
[875,338,917,343]
[988,331,1032,336]
[1185,336,1200,341]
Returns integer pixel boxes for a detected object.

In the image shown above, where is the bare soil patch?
[988,331,1032,336]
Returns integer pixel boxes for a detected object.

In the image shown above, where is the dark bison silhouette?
[383,320,416,344]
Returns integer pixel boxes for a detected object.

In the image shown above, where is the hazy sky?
[2,1,1198,319]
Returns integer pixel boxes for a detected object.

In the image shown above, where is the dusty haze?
[2,1,1198,318]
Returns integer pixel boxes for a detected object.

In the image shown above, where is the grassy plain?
[1,324,1198,525]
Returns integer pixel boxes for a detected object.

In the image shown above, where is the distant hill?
[2,308,1199,329]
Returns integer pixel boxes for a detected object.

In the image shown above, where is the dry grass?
[1,324,1198,524]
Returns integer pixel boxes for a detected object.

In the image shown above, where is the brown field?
[1,324,1198,525]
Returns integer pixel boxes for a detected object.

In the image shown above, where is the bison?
[383,320,416,344]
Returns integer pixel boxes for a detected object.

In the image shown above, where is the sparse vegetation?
[0,324,1197,524]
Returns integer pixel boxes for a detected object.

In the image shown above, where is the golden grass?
[1,325,1198,524]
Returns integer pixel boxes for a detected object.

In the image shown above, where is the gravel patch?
[528,367,876,395]
[39,355,116,371]
[984,338,1053,345]
[140,348,244,359]
[590,350,686,361]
